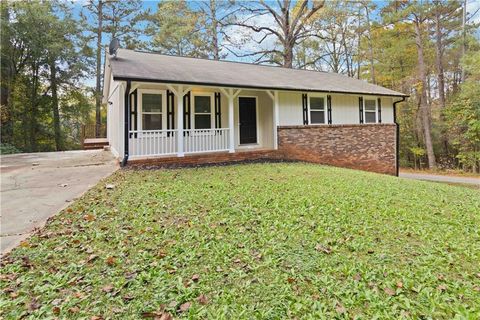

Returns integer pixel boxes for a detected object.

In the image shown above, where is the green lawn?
[1,163,479,319]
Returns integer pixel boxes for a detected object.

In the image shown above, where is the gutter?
[393,97,407,177]
[121,80,131,167]
[112,76,408,98]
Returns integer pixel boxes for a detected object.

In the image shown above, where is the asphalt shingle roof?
[109,49,407,97]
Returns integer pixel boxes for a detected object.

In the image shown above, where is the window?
[138,90,166,131]
[364,98,377,123]
[142,93,162,130]
[309,96,326,124]
[193,95,213,129]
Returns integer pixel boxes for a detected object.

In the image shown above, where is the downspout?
[121,80,131,167]
[393,96,406,177]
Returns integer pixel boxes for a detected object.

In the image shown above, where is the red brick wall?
[277,124,397,175]
[128,150,282,168]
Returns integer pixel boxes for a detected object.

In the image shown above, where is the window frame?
[191,92,215,132]
[137,89,167,132]
[307,93,327,125]
[363,96,378,124]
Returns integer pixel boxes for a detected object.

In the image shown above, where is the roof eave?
[112,76,408,98]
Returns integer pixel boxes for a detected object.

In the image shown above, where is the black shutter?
[166,90,175,136]
[377,97,382,123]
[359,97,364,124]
[183,91,191,130]
[302,93,308,125]
[215,92,221,128]
[130,90,137,137]
[327,95,332,124]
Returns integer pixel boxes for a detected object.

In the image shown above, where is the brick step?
[84,143,108,150]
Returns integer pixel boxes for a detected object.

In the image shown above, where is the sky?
[72,0,480,87]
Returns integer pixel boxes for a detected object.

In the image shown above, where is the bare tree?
[232,0,325,67]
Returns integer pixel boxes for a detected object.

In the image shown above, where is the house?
[102,49,407,175]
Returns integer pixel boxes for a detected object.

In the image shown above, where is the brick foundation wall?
[277,124,397,175]
[127,150,283,168]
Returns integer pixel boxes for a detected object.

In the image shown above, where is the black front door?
[239,97,257,144]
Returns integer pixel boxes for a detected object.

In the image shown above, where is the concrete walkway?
[399,172,480,187]
[1,150,118,255]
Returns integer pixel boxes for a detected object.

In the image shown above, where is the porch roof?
[108,49,407,98]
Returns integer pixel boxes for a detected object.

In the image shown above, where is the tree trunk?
[95,0,103,137]
[29,63,39,152]
[433,3,449,155]
[414,18,436,168]
[365,5,375,84]
[434,7,446,110]
[50,59,62,151]
[210,0,219,60]
[461,0,466,82]
[356,6,361,79]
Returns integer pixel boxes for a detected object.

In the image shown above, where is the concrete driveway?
[399,172,480,187]
[1,150,118,255]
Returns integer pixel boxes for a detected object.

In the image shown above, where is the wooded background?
[1,0,479,172]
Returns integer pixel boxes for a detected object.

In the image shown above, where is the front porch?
[118,82,280,161]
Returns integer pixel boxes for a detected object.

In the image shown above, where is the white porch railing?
[184,128,230,153]
[128,128,230,157]
[129,129,177,157]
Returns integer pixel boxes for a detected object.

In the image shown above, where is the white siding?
[380,97,394,123]
[330,94,359,124]
[278,92,303,125]
[277,91,396,125]
[106,77,124,158]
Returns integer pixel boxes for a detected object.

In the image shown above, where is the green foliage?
[147,0,209,57]
[0,1,90,152]
[0,142,21,154]
[1,163,479,318]
[444,51,480,172]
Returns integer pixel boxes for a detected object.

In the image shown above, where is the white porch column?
[168,84,191,157]
[273,91,279,150]
[228,89,235,153]
[220,88,241,153]
[177,86,184,157]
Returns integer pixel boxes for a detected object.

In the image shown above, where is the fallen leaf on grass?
[84,214,95,222]
[142,312,173,320]
[106,256,116,266]
[69,306,80,313]
[91,316,104,320]
[396,281,403,288]
[102,285,114,293]
[315,244,332,254]
[191,274,200,282]
[384,287,396,296]
[335,302,346,314]
[437,284,447,292]
[179,302,191,312]
[19,240,30,248]
[197,294,209,305]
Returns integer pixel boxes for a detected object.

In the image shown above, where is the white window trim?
[137,89,167,131]
[191,93,215,132]
[307,93,327,125]
[363,96,378,124]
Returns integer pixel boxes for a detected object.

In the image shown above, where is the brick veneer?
[277,124,397,175]
[127,124,397,175]
[127,149,283,168]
